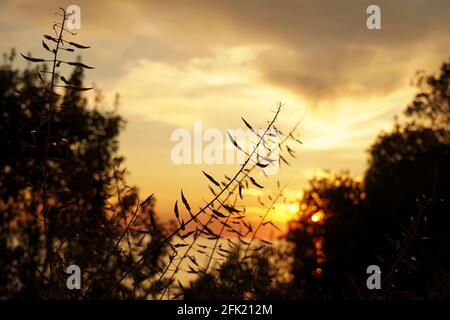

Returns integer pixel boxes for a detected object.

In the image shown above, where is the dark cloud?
[2,0,450,101]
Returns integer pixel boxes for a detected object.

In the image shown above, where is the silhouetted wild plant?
[14,8,171,299]
[13,8,303,299]
[18,7,94,296]
[150,111,304,299]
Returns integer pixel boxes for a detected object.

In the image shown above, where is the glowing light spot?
[286,203,299,214]
[314,268,323,277]
[314,240,323,250]
[267,203,300,223]
[311,210,324,223]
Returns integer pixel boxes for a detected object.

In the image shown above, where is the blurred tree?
[0,50,168,299]
[287,172,367,298]
[183,246,292,300]
[287,59,450,299]
[364,60,450,298]
[404,61,450,131]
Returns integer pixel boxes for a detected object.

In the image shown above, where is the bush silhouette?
[286,59,450,299]
[0,47,170,298]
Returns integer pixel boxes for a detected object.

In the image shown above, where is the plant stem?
[42,9,66,295]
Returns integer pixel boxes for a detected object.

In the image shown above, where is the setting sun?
[264,202,299,223]
[274,203,299,223]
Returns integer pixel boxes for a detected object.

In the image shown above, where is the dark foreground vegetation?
[0,9,448,300]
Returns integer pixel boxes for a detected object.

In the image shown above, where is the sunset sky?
[2,0,450,230]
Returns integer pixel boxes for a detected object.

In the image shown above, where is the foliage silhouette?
[285,59,450,299]
[3,7,448,301]
[0,9,302,300]
[0,9,170,299]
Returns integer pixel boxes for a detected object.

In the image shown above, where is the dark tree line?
[0,50,169,299]
[286,59,450,299]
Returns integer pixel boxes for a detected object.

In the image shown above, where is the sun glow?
[269,203,299,223]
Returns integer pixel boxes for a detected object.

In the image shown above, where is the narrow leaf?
[67,61,94,69]
[68,41,90,49]
[212,209,227,218]
[188,256,199,267]
[140,193,154,207]
[280,155,290,165]
[204,225,219,238]
[181,190,191,212]
[202,171,220,187]
[37,72,45,83]
[43,34,58,43]
[263,221,281,232]
[223,204,241,213]
[180,230,195,239]
[241,117,255,133]
[250,177,264,189]
[60,85,93,91]
[208,186,216,196]
[174,200,180,222]
[227,131,243,151]
[256,162,269,168]
[42,41,51,52]
[21,53,45,63]
[287,146,296,158]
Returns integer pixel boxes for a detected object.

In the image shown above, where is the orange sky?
[2,0,450,232]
